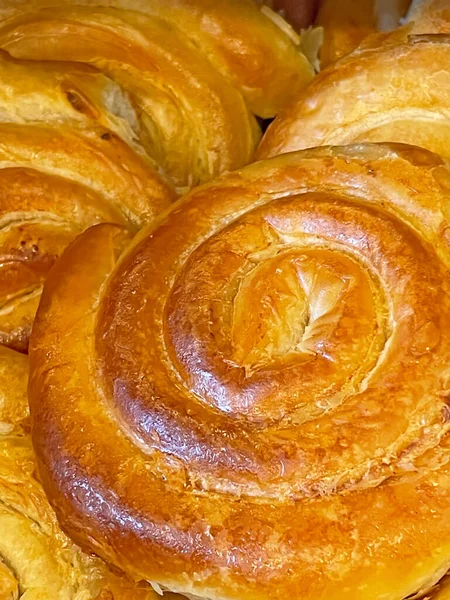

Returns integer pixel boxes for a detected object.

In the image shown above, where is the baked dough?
[0,51,174,352]
[0,0,314,188]
[258,30,450,161]
[435,576,450,599]
[407,0,450,33]
[0,0,314,120]
[0,50,173,226]
[29,143,450,599]
[316,0,411,66]
[0,344,162,599]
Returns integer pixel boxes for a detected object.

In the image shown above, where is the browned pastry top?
[29,144,450,599]
[0,51,174,352]
[258,30,450,162]
[0,344,163,599]
[0,0,314,189]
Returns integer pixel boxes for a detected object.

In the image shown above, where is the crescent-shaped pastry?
[29,143,450,599]
[316,0,411,66]
[0,344,163,599]
[0,1,314,188]
[0,51,174,352]
[257,31,450,161]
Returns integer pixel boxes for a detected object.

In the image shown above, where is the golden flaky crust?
[29,143,450,599]
[0,0,313,189]
[0,51,174,352]
[0,345,162,599]
[258,31,450,161]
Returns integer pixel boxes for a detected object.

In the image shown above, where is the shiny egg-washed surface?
[29,143,450,599]
[0,51,173,352]
[0,0,313,189]
[0,345,162,600]
[258,30,450,161]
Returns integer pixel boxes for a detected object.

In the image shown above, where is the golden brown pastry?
[0,344,162,599]
[407,0,450,33]
[0,50,174,352]
[434,576,450,599]
[29,143,450,599]
[316,0,411,66]
[0,50,172,226]
[258,30,450,161]
[435,577,450,599]
[0,0,314,188]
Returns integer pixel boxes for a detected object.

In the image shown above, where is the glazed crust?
[0,344,162,599]
[0,0,314,119]
[258,31,450,161]
[0,0,314,188]
[0,51,174,352]
[0,51,172,227]
[29,143,450,599]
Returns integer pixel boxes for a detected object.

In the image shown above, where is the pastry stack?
[2,1,450,599]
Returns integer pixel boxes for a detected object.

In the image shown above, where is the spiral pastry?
[0,0,313,189]
[28,143,450,599]
[0,344,166,599]
[258,29,450,162]
[0,51,174,352]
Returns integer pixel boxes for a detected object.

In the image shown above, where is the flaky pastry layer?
[28,143,450,599]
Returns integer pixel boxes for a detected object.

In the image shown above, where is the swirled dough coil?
[0,344,163,599]
[29,143,450,599]
[0,0,314,189]
[258,31,450,162]
[0,51,174,352]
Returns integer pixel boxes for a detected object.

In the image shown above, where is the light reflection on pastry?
[258,30,450,161]
[0,0,314,189]
[0,344,161,600]
[407,0,450,34]
[28,143,450,599]
[0,51,174,353]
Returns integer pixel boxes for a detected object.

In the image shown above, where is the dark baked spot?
[64,87,99,120]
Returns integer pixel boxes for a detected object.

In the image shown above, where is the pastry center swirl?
[167,244,390,425]
[98,194,450,497]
